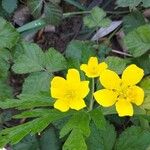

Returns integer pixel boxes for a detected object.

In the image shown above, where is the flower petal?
[54,99,69,112]
[79,81,90,98]
[94,89,118,107]
[80,64,88,72]
[122,64,144,86]
[69,98,86,110]
[99,70,121,89]
[88,57,98,67]
[127,86,144,106]
[67,69,80,83]
[115,99,133,117]
[98,62,108,74]
[51,77,66,98]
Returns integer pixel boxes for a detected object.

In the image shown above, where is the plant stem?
[89,78,95,111]
[63,11,90,18]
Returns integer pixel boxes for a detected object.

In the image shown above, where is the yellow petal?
[88,57,98,67]
[122,64,144,86]
[94,89,118,107]
[54,99,69,112]
[99,70,121,89]
[126,86,144,106]
[80,64,88,72]
[69,98,86,110]
[98,62,108,74]
[79,81,90,98]
[115,99,133,117]
[67,69,80,83]
[51,77,66,98]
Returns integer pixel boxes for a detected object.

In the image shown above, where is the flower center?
[115,83,136,102]
[65,90,77,99]
[90,66,98,75]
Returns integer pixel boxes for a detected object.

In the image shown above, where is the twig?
[112,49,132,57]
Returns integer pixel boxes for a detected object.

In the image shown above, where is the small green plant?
[0,1,150,149]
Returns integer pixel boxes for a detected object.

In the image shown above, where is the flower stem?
[89,78,95,111]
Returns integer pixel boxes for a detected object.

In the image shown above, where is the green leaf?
[40,127,61,150]
[115,126,150,150]
[116,0,150,8]
[116,0,141,8]
[2,0,18,14]
[12,43,67,74]
[0,17,20,49]
[0,49,11,78]
[0,80,12,99]
[65,40,96,63]
[44,48,67,73]
[84,7,111,28]
[0,109,71,147]
[140,76,150,111]
[60,111,90,150]
[124,24,150,57]
[27,0,43,18]
[22,72,53,94]
[133,54,150,75]
[63,129,87,150]
[90,107,106,130]
[142,0,150,7]
[105,56,128,74]
[140,76,150,95]
[123,11,146,34]
[87,122,116,150]
[12,135,39,150]
[44,2,63,25]
[12,43,44,74]
[60,111,90,138]
[0,93,53,110]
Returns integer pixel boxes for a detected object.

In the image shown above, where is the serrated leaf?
[0,109,71,147]
[12,43,44,74]
[140,76,150,110]
[0,49,11,78]
[124,24,150,57]
[115,126,150,150]
[116,0,150,8]
[90,107,106,130]
[133,54,150,75]
[84,7,111,28]
[142,0,150,7]
[65,40,96,63]
[0,93,53,110]
[60,111,90,138]
[87,122,116,150]
[44,2,63,25]
[22,72,53,94]
[27,0,43,18]
[123,11,146,34]
[40,127,61,150]
[12,135,39,150]
[2,0,18,14]
[44,48,67,72]
[116,0,142,8]
[0,17,19,49]
[0,80,12,99]
[63,129,87,150]
[12,43,67,74]
[140,76,150,95]
[105,56,128,74]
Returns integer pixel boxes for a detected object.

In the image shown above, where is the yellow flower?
[80,57,108,78]
[50,69,89,112]
[94,64,144,117]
